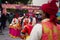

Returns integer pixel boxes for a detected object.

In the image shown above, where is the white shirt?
[29,24,42,40]
[10,18,18,25]
[32,17,36,26]
[28,17,36,26]
[29,19,49,40]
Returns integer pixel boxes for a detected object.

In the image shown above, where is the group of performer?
[9,10,37,40]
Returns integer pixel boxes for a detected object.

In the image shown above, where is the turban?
[41,0,58,24]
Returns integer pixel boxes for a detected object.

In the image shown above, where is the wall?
[32,0,59,7]
[32,0,48,6]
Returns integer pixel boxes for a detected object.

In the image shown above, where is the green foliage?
[19,0,29,5]
[0,0,2,4]
[7,9,15,12]
[22,9,28,14]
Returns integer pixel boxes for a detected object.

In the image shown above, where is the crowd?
[0,5,7,35]
[0,0,60,40]
[9,9,42,40]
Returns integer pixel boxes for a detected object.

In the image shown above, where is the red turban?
[26,12,35,17]
[14,13,19,18]
[52,0,58,2]
[41,0,58,24]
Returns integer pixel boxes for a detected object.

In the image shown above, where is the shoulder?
[33,24,42,30]
[34,24,42,27]
[41,18,50,23]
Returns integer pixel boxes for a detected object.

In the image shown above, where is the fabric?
[21,24,33,35]
[32,17,36,26]
[29,19,60,40]
[14,13,19,18]
[9,28,20,38]
[9,18,21,38]
[41,19,60,40]
[21,24,33,40]
[23,18,29,26]
[26,36,30,40]
[29,24,42,40]
[9,23,21,38]
[41,0,58,24]
[11,18,18,25]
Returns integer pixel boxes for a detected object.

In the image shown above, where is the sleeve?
[29,24,42,40]
[11,19,14,25]
[32,18,36,26]
[21,27,27,34]
[11,18,18,25]
[15,19,18,24]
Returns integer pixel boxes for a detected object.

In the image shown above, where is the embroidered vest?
[41,21,60,40]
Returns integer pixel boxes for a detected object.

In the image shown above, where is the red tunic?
[21,24,33,35]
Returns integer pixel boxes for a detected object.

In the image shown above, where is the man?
[1,13,7,30]
[0,10,2,33]
[29,0,60,40]
[0,5,3,34]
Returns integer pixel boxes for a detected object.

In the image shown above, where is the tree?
[0,0,2,4]
[19,0,29,5]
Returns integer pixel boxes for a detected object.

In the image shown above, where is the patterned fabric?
[23,18,29,26]
[21,24,33,35]
[41,20,60,40]
[9,18,21,38]
[9,23,21,38]
[21,24,33,40]
[26,36,30,40]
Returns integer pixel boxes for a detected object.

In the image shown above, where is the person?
[26,10,36,26]
[7,12,14,24]
[0,11,2,34]
[9,13,21,38]
[0,5,6,34]
[1,13,7,30]
[35,10,45,23]
[21,11,36,40]
[21,17,33,40]
[29,0,60,40]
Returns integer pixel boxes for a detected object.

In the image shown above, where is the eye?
[39,14,42,15]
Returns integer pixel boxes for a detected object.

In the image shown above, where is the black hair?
[30,17,33,23]
[20,16,25,26]
[45,13,50,18]
[0,4,3,13]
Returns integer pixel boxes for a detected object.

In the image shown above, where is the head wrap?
[41,0,58,24]
[14,13,19,18]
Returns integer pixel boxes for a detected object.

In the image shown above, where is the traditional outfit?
[9,18,21,38]
[21,13,34,40]
[29,18,60,40]
[29,0,60,40]
[21,24,33,40]
[26,12,36,26]
[23,18,29,26]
